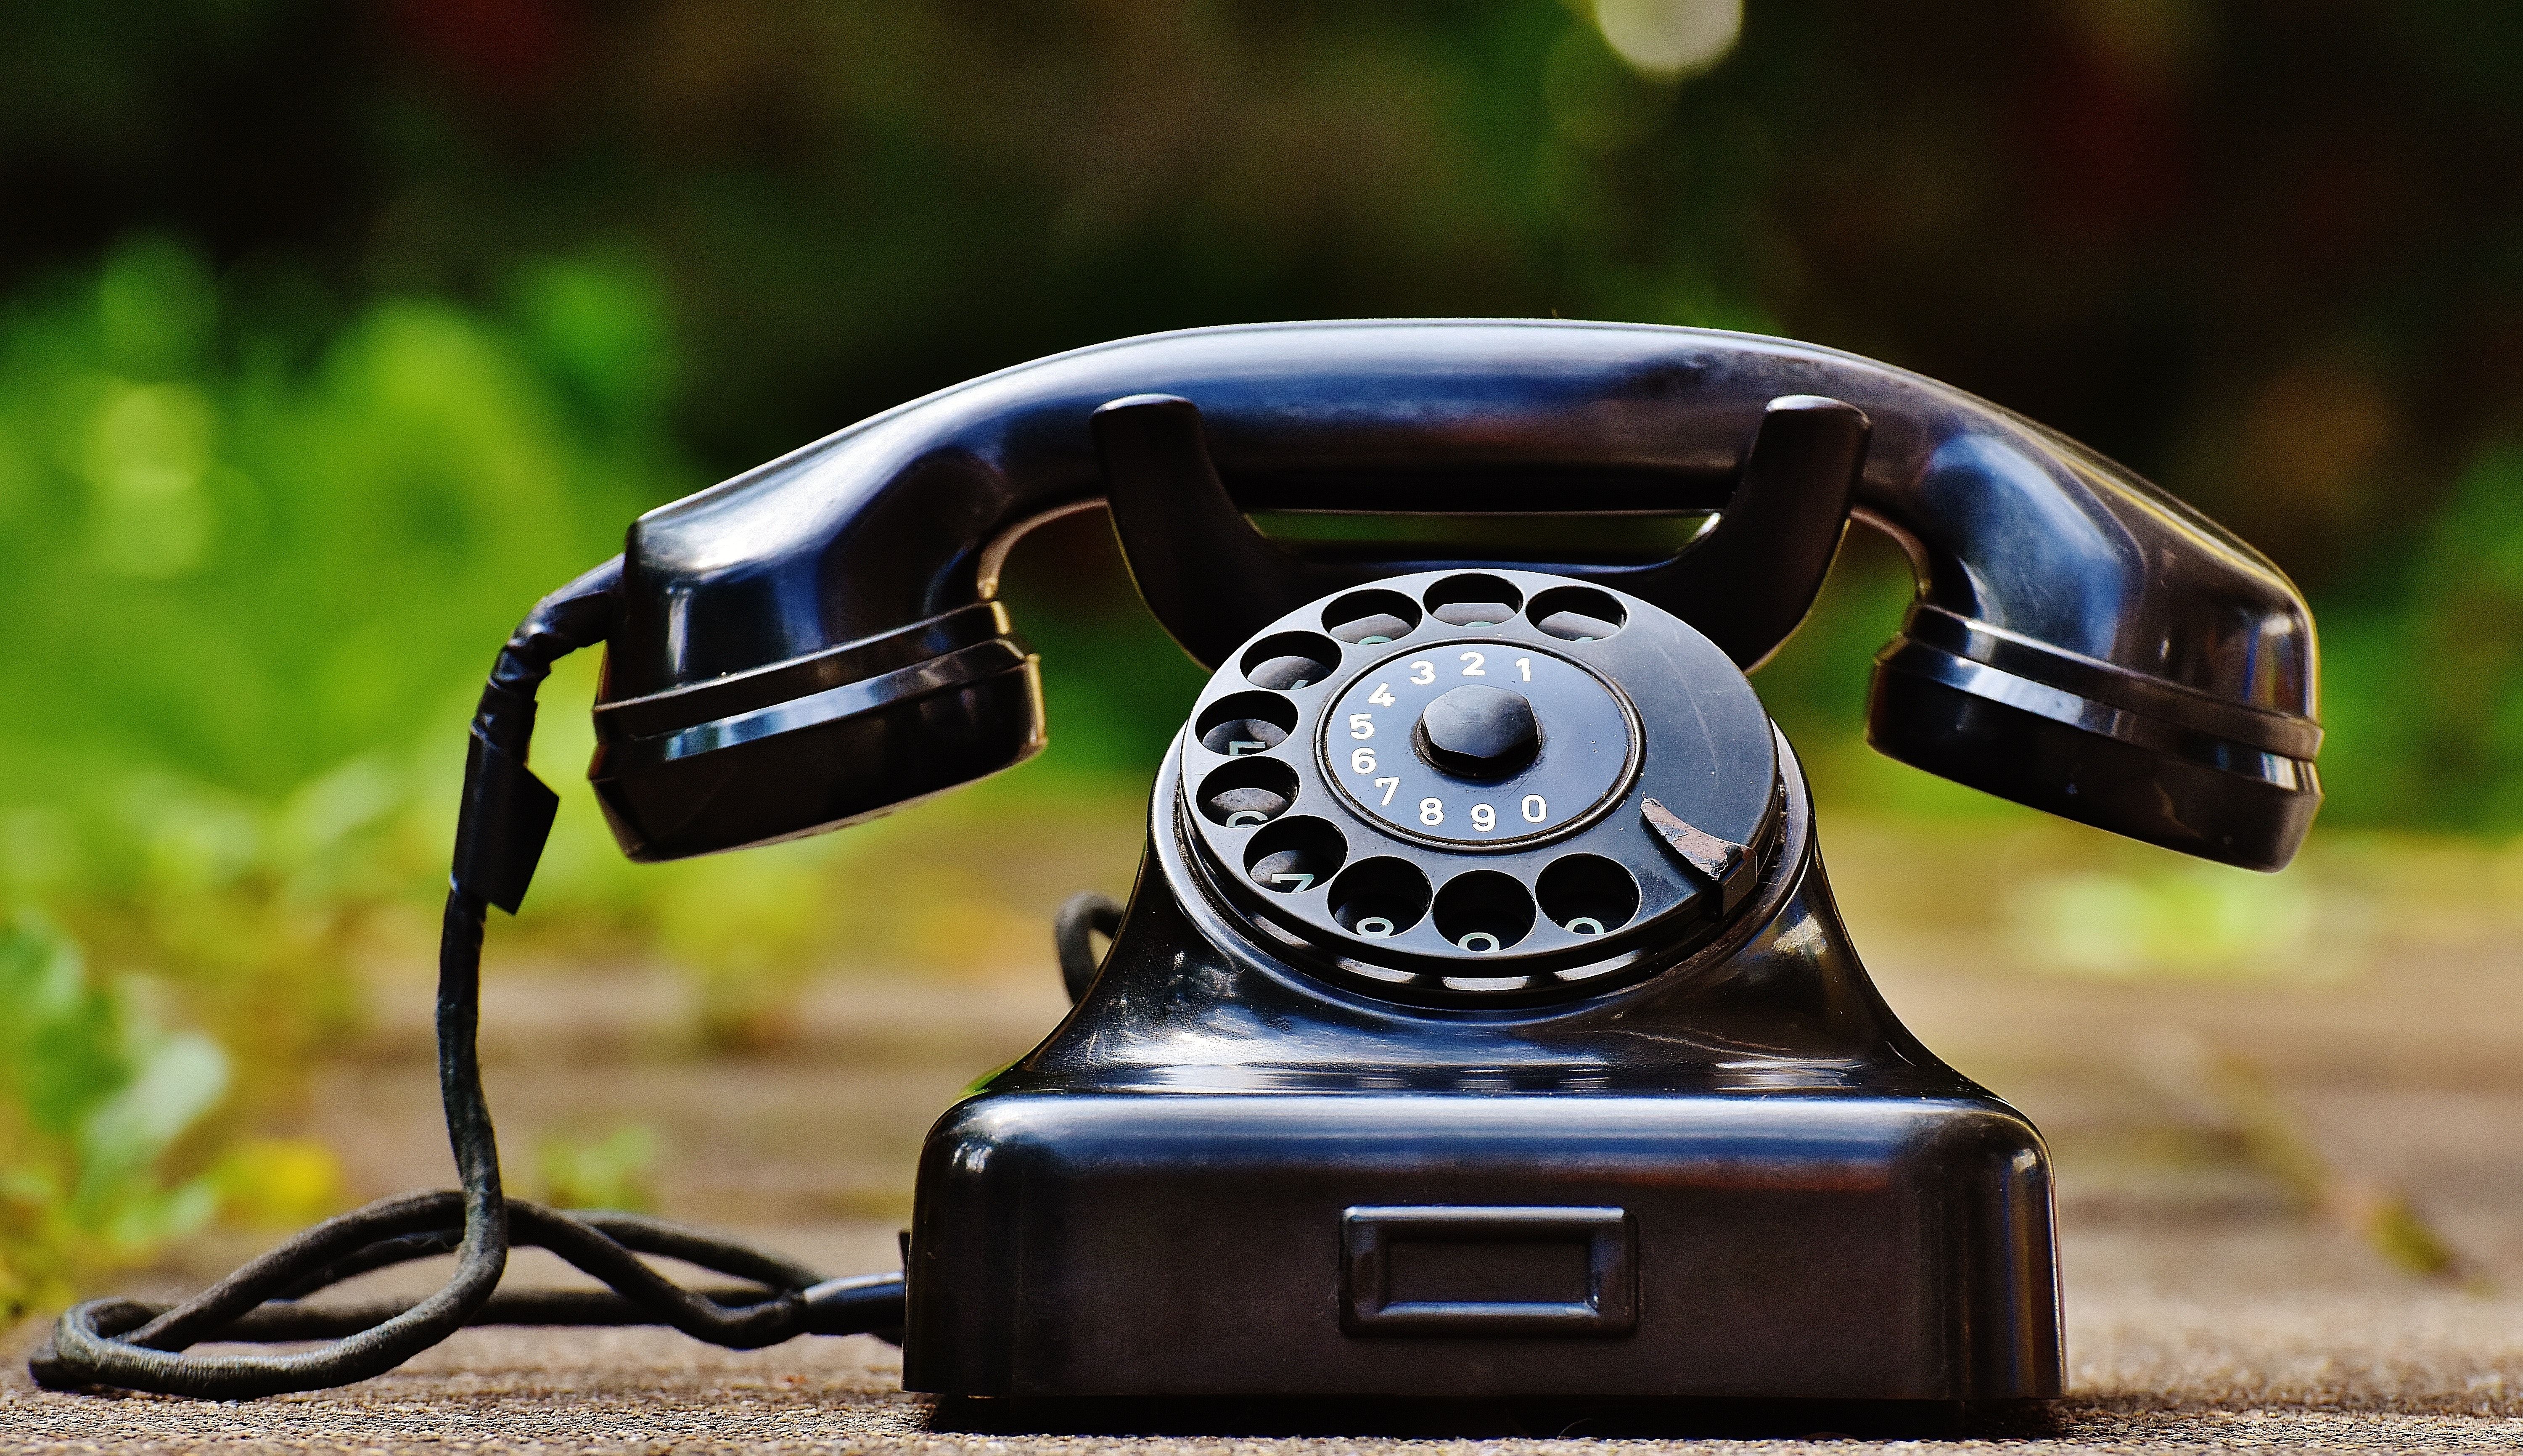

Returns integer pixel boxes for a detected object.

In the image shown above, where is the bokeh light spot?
[1593,0,1743,78]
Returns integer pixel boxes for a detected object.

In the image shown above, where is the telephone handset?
[40,321,2320,1411]
[592,319,2316,875]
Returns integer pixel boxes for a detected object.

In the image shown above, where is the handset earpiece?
[1092,390,1868,671]
[1858,428,2322,870]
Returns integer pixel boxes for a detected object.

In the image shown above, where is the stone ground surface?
[7,877,2523,1453]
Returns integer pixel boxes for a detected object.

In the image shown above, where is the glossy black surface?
[1175,571,1777,1002]
[587,320,2320,868]
[1418,684,1537,776]
[1318,639,1638,854]
[1092,388,1865,671]
[587,629,1043,860]
[904,733,2062,1401]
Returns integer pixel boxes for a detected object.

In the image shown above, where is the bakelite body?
[560,320,2324,1408]
[903,740,2063,1401]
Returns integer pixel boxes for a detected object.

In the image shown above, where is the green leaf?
[0,912,128,1136]
[74,1031,228,1209]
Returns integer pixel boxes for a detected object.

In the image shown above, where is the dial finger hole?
[1240,631,1342,691]
[1431,869,1536,952]
[1197,757,1299,827]
[1537,854,1640,936]
[1243,816,1346,895]
[1321,588,1423,646]
[1423,573,1523,628]
[1195,690,1298,756]
[1528,585,1629,643]
[1326,858,1431,938]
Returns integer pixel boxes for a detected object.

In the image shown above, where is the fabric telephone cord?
[29,559,907,1399]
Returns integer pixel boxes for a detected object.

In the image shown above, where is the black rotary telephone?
[37,321,2319,1410]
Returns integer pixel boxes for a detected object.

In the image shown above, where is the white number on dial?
[1470,803,1495,832]
[1409,660,1435,686]
[1460,651,1485,676]
[1368,682,1396,707]
[1373,776,1399,805]
[1521,794,1547,822]
[1349,713,1374,740]
[1419,797,1444,827]
[1351,746,1377,774]
[1515,657,1532,681]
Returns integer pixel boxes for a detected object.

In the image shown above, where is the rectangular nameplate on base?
[1342,1205,1636,1335]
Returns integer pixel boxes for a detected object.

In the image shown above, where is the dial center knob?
[1418,684,1539,778]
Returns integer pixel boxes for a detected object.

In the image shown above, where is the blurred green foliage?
[0,236,668,804]
[0,912,227,1317]
[0,236,681,1136]
[2317,446,2523,827]
[537,1124,661,1215]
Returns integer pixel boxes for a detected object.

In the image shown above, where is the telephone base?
[927,1393,2058,1440]
[903,1087,2060,1402]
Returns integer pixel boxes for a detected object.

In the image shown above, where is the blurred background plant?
[0,913,227,1319]
[5,0,2523,1307]
[535,1125,661,1215]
